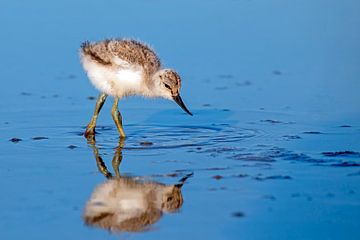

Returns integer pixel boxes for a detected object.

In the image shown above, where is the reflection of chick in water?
[84,178,183,232]
[83,139,191,232]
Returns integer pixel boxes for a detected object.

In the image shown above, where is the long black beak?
[175,172,194,189]
[173,95,193,116]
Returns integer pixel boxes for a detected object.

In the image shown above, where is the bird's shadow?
[83,137,193,233]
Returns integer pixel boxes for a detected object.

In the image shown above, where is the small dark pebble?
[282,135,301,140]
[291,193,301,198]
[32,137,49,140]
[322,151,360,157]
[87,96,96,100]
[263,195,276,200]
[67,74,77,79]
[234,174,249,178]
[72,206,79,211]
[203,104,211,107]
[236,80,252,86]
[67,145,78,149]
[10,138,22,143]
[166,173,180,178]
[272,70,282,75]
[206,167,229,171]
[339,125,352,128]
[212,175,224,180]
[255,175,292,181]
[232,154,275,162]
[232,212,245,218]
[140,141,153,146]
[261,119,282,124]
[20,92,32,96]
[326,193,335,198]
[303,131,322,134]
[331,162,360,167]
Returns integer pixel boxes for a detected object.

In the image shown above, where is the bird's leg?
[84,93,107,139]
[88,137,113,179]
[111,97,126,138]
[112,138,125,178]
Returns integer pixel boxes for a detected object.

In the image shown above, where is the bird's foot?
[84,127,96,141]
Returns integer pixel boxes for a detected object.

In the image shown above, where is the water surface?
[0,1,359,239]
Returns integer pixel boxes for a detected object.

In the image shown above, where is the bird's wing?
[112,56,133,69]
[81,39,161,75]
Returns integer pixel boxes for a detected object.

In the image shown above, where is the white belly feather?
[81,54,144,97]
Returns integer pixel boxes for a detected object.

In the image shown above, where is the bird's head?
[153,69,192,116]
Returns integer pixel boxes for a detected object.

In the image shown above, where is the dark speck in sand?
[140,141,153,146]
[261,119,282,124]
[331,162,360,167]
[202,103,211,107]
[303,131,322,134]
[205,167,229,171]
[87,96,96,100]
[339,125,352,128]
[9,138,22,143]
[212,175,224,180]
[254,175,292,181]
[67,145,78,149]
[291,193,301,198]
[52,94,59,98]
[236,80,252,86]
[326,193,335,198]
[232,212,245,218]
[263,195,276,200]
[32,137,49,140]
[272,70,282,75]
[166,173,180,178]
[282,135,302,140]
[232,154,276,162]
[322,151,360,157]
[67,74,77,79]
[20,92,32,96]
[234,174,249,178]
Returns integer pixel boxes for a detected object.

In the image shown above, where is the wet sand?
[1,0,360,239]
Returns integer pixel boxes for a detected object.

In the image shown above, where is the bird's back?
[81,39,161,76]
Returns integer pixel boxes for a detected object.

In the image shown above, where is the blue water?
[0,1,359,239]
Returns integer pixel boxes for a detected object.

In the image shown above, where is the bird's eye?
[164,83,171,90]
[167,196,173,201]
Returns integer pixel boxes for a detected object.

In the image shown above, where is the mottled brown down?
[81,39,161,77]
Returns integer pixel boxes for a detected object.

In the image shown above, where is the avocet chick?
[83,177,183,232]
[80,38,192,139]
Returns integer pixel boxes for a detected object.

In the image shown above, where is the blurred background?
[0,0,359,239]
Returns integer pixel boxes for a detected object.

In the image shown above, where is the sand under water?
[0,0,359,239]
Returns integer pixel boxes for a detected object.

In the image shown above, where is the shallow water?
[1,0,360,239]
